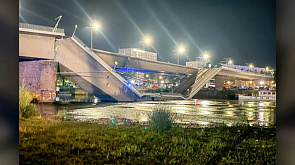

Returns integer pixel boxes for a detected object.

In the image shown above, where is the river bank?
[19,118,276,164]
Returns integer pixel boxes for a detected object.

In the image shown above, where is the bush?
[19,83,37,119]
[149,105,177,131]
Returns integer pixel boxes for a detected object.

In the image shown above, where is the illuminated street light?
[141,36,152,50]
[203,53,209,59]
[145,37,150,44]
[94,23,100,29]
[179,47,184,53]
[228,59,233,64]
[90,22,101,49]
[159,76,163,79]
[249,64,254,72]
[177,46,185,65]
[266,67,269,71]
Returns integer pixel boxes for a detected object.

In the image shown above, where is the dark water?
[35,99,276,127]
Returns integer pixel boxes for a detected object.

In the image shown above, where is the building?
[186,58,211,69]
[119,48,157,61]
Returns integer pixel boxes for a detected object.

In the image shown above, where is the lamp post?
[249,64,254,72]
[203,53,210,68]
[142,37,151,50]
[90,23,101,49]
[72,25,78,37]
[177,47,184,65]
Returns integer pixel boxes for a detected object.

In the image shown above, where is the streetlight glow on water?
[36,100,276,127]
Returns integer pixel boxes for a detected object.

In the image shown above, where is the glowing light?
[249,64,254,68]
[179,47,184,52]
[259,102,265,107]
[260,81,265,85]
[93,23,101,29]
[145,37,151,44]
[203,53,209,59]
[271,81,274,84]
[161,80,164,83]
[94,97,98,104]
[159,76,163,79]
[131,80,135,84]
[146,74,149,78]
[228,60,233,64]
[266,67,269,71]
[249,81,253,84]
[227,81,231,84]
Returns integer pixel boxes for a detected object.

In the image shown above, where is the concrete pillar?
[19,60,58,102]
[215,75,224,91]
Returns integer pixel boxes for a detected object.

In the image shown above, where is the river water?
[36,99,276,127]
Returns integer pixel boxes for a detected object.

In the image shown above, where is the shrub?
[19,83,37,119]
[149,105,177,131]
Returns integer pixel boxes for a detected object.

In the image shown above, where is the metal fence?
[19,23,64,33]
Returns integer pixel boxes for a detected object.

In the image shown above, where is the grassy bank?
[19,119,276,164]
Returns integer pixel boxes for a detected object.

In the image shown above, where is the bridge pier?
[19,60,58,102]
[215,75,224,91]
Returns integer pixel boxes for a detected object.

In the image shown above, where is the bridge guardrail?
[19,23,65,34]
[220,66,273,77]
[71,35,143,98]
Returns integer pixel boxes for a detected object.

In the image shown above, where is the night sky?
[19,0,276,67]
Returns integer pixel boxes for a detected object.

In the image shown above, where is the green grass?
[19,83,37,119]
[19,119,276,164]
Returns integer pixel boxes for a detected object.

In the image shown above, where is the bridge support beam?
[19,60,58,102]
[215,75,224,91]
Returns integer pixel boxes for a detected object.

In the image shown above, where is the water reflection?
[35,100,276,127]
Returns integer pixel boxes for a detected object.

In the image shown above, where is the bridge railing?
[220,66,273,77]
[19,23,65,34]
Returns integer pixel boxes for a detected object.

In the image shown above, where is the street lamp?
[141,36,151,50]
[203,52,211,68]
[203,53,209,60]
[177,46,185,65]
[249,64,254,72]
[72,25,78,37]
[228,59,233,64]
[90,22,101,49]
